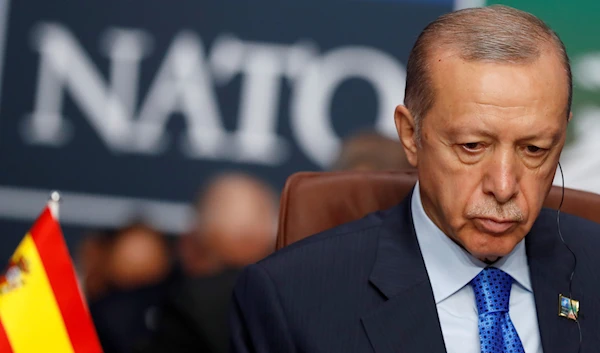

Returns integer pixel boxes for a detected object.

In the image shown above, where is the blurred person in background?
[106,222,172,290]
[88,222,172,353]
[76,229,115,302]
[142,172,278,353]
[331,130,413,171]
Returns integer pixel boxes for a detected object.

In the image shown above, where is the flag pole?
[48,190,61,221]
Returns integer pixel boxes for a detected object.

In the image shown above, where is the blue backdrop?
[0,0,455,260]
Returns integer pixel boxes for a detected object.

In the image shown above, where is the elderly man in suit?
[229,5,600,353]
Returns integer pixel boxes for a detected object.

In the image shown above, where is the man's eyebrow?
[443,126,563,144]
[444,126,496,139]
[516,130,563,144]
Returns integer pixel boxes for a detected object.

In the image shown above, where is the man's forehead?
[428,47,461,63]
[428,52,568,109]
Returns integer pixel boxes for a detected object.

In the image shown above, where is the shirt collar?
[411,182,533,304]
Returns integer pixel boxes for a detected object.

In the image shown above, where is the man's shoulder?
[256,206,397,280]
[538,207,600,231]
[537,207,600,248]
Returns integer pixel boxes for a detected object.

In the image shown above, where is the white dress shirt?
[411,182,543,353]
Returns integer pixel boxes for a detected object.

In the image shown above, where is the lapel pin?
[559,294,579,321]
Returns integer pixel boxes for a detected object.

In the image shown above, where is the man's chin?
[461,234,522,263]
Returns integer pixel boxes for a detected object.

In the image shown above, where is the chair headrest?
[276,170,600,250]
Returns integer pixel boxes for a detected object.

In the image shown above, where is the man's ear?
[394,105,418,167]
[568,111,573,123]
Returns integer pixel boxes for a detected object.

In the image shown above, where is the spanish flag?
[0,197,103,353]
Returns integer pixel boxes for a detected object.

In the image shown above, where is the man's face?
[398,49,569,262]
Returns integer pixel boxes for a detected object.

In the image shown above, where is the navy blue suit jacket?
[229,194,600,353]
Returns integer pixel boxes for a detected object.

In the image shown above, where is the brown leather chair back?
[276,170,600,250]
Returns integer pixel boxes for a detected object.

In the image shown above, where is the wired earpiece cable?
[556,162,582,352]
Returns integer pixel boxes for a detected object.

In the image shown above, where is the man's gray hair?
[404,5,572,143]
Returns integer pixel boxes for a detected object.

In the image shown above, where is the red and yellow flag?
[0,204,103,353]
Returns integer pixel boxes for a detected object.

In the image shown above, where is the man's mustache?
[465,200,525,222]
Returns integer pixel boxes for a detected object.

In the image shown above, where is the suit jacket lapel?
[526,213,584,353]
[361,193,447,353]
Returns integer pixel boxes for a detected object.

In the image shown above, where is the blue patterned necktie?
[470,267,525,353]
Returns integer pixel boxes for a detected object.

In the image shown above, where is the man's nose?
[482,148,520,204]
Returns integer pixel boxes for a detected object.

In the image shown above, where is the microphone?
[556,162,582,352]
